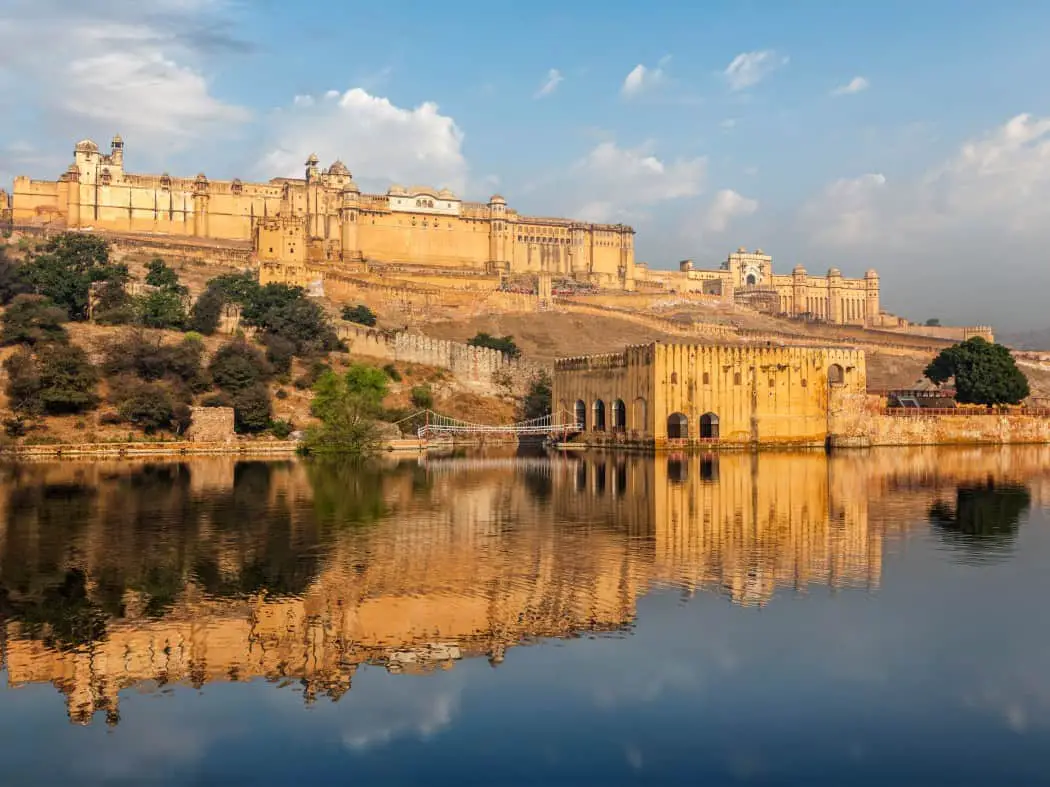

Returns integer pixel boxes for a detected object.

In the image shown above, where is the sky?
[2,0,1050,330]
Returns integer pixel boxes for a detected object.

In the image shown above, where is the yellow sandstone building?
[10,135,636,289]
[553,341,866,447]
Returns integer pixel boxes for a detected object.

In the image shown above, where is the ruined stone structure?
[553,342,866,447]
[185,406,235,442]
[12,136,635,289]
[638,248,880,327]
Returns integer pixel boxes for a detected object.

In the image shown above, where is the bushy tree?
[144,258,182,291]
[410,384,433,409]
[114,380,177,433]
[209,339,272,392]
[231,383,272,433]
[101,332,207,390]
[4,343,99,415]
[468,332,521,358]
[19,233,127,321]
[519,370,552,421]
[341,304,377,327]
[137,288,187,330]
[187,287,225,334]
[1,294,68,346]
[0,248,31,304]
[92,278,136,325]
[925,337,1030,406]
[304,369,385,455]
[262,332,296,375]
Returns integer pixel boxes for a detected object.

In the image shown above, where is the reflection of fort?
[2,447,1049,724]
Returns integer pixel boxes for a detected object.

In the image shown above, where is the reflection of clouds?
[341,677,461,752]
[74,711,211,780]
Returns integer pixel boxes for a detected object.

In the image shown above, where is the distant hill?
[999,330,1050,351]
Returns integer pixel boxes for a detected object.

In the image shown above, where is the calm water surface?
[1,447,1049,786]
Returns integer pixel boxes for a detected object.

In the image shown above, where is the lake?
[1,447,1049,786]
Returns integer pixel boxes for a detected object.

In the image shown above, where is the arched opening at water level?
[574,400,586,430]
[700,412,720,439]
[593,400,606,431]
[612,399,626,431]
[667,412,688,439]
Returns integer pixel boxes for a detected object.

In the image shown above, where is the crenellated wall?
[337,323,544,393]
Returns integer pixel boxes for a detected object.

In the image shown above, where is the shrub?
[3,416,27,438]
[187,287,225,335]
[519,370,552,421]
[201,392,232,408]
[144,258,181,290]
[209,339,272,393]
[410,384,433,409]
[1,294,69,346]
[341,304,377,327]
[231,383,272,433]
[382,363,402,382]
[137,288,187,330]
[0,248,30,304]
[468,332,521,358]
[115,380,176,433]
[262,332,296,375]
[101,332,207,390]
[4,343,99,415]
[270,418,294,439]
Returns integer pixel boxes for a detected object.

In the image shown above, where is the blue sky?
[3,0,1050,329]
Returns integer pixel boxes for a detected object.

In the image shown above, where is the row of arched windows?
[570,399,720,439]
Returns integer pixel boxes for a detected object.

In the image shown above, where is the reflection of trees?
[929,480,1031,561]
[305,458,390,526]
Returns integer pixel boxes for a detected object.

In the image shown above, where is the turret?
[864,268,880,325]
[827,267,842,324]
[792,264,807,317]
[488,194,507,266]
[110,134,124,170]
[305,153,320,183]
[340,180,361,261]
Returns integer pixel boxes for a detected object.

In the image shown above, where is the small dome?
[437,188,456,200]
[737,246,747,253]
[66,163,80,173]
[327,160,350,176]
[828,267,841,277]
[306,153,319,166]
[111,134,123,145]
[195,172,208,180]
[865,268,879,279]
[388,184,407,195]
[793,264,807,274]
[342,179,360,193]
[75,139,98,153]
[489,194,506,204]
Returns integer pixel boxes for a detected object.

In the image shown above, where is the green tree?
[468,331,521,358]
[114,380,177,433]
[231,383,272,433]
[410,384,433,409]
[519,369,552,421]
[924,337,1030,406]
[4,343,99,415]
[341,304,377,327]
[144,258,183,291]
[0,247,30,304]
[305,366,389,454]
[208,339,272,393]
[137,288,187,330]
[101,332,207,391]
[187,287,225,334]
[1,294,69,346]
[925,318,941,327]
[20,233,127,321]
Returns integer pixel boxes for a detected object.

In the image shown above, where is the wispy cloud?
[622,56,671,98]
[723,50,788,91]
[534,68,563,99]
[831,76,869,97]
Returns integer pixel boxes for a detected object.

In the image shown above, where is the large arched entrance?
[667,412,688,439]
[593,400,606,431]
[612,399,626,431]
[574,400,586,430]
[700,412,720,439]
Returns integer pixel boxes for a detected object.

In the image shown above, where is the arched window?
[670,372,678,384]
[667,412,688,439]
[746,273,757,286]
[612,399,626,431]
[828,363,845,386]
[700,412,720,439]
[574,399,586,430]
[593,400,606,431]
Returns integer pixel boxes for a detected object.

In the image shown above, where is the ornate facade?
[11,136,636,288]
[553,342,867,447]
[639,248,880,327]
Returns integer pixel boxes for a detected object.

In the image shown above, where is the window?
[702,372,710,385]
[670,372,678,384]
[734,372,742,385]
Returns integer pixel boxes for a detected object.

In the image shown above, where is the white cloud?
[723,50,789,91]
[720,119,738,131]
[566,141,706,222]
[622,56,671,98]
[831,76,870,97]
[0,1,248,150]
[260,88,468,194]
[801,173,887,246]
[703,189,759,232]
[534,68,564,98]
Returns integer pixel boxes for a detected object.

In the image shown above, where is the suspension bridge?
[396,410,583,441]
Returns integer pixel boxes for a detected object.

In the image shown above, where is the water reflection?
[0,447,1046,731]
